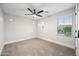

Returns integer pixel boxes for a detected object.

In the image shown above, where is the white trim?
[37,35,75,49]
[4,35,36,45]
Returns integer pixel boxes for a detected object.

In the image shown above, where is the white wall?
[0,7,4,55]
[4,13,36,44]
[37,8,75,49]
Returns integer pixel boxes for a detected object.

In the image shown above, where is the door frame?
[75,3,79,56]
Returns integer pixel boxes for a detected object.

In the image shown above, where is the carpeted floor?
[1,38,75,56]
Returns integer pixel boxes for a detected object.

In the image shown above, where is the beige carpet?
[1,38,75,56]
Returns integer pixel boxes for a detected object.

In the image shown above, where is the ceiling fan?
[25,8,44,17]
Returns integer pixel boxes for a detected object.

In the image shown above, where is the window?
[57,14,73,36]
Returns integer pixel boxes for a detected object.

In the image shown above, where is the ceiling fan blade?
[25,14,33,15]
[34,9,36,14]
[37,10,44,14]
[27,8,33,13]
[36,14,43,17]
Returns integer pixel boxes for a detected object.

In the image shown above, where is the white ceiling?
[0,3,75,20]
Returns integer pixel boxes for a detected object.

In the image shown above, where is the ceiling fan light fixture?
[33,14,37,17]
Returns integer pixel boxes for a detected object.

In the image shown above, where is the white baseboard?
[37,35,75,49]
[4,35,75,50]
[4,35,36,45]
[0,44,4,56]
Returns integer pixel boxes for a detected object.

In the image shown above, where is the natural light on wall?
[38,22,45,30]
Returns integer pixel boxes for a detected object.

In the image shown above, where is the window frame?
[57,14,73,37]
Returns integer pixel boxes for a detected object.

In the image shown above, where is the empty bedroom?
[0,3,78,56]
